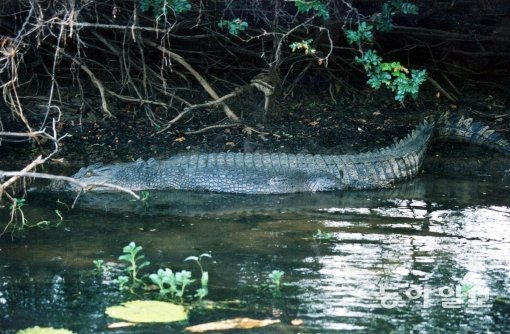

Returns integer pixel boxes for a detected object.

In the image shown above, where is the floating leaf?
[185,317,280,333]
[17,327,76,334]
[105,300,188,323]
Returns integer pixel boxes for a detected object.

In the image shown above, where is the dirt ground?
[2,84,510,178]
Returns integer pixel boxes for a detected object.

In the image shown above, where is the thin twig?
[145,39,241,122]
[184,123,242,135]
[156,85,250,134]
[427,76,457,102]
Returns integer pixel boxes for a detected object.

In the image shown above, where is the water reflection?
[0,175,509,333]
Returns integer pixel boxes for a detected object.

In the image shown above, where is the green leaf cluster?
[116,241,150,289]
[149,268,194,301]
[218,18,249,36]
[346,22,373,45]
[99,242,211,303]
[376,0,419,32]
[140,0,191,20]
[344,1,425,101]
[295,0,330,20]
[184,253,211,300]
[355,50,427,101]
[269,270,284,289]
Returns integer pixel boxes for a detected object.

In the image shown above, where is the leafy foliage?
[345,22,374,45]
[294,0,330,20]
[269,270,284,288]
[289,39,316,55]
[218,19,249,36]
[185,253,212,300]
[98,243,211,303]
[93,259,105,273]
[354,49,427,101]
[149,268,178,297]
[116,241,150,289]
[376,0,419,32]
[148,268,195,301]
[139,0,191,20]
[345,1,426,101]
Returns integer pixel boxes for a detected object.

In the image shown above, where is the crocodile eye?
[85,171,93,177]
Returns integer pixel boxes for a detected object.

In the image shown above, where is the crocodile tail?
[433,112,510,154]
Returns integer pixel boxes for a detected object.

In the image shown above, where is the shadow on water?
[0,175,510,333]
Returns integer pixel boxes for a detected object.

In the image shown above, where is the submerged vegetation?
[3,184,510,332]
[85,241,291,329]
[97,242,211,303]
[115,242,151,290]
[1,197,64,237]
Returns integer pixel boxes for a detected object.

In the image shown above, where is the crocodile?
[51,113,510,194]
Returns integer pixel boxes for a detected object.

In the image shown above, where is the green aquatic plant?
[194,271,209,301]
[54,209,63,222]
[175,270,194,301]
[267,270,285,297]
[32,209,65,230]
[114,275,130,291]
[149,268,178,298]
[313,229,334,240]
[140,191,150,202]
[105,243,213,302]
[269,270,285,289]
[2,201,66,236]
[185,253,212,300]
[7,198,28,230]
[149,268,199,302]
[93,259,105,273]
[118,242,150,289]
[460,282,475,303]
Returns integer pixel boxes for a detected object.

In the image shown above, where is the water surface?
[1,175,509,333]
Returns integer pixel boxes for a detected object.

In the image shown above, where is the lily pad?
[105,300,188,323]
[16,327,76,334]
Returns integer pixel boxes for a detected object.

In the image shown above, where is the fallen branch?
[0,130,47,138]
[184,123,242,135]
[156,85,250,134]
[0,171,141,201]
[0,118,69,199]
[0,156,45,197]
[427,76,457,102]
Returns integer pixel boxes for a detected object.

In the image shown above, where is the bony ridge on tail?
[50,112,510,194]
